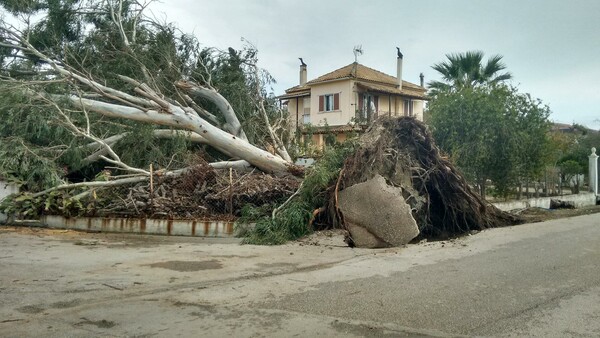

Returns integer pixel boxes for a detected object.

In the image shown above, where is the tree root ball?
[331,117,522,240]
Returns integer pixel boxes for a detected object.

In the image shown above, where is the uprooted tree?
[0,0,299,203]
[241,117,522,246]
[331,117,522,241]
[0,1,522,246]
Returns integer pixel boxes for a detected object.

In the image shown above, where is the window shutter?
[333,93,340,110]
[374,95,379,112]
[319,95,324,112]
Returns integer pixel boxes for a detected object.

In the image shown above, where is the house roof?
[356,81,427,99]
[279,62,426,99]
[277,85,311,100]
[307,62,423,89]
[551,123,574,132]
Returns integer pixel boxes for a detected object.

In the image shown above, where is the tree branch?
[176,80,248,141]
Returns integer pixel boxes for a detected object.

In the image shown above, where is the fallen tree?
[241,117,522,246]
[0,0,299,202]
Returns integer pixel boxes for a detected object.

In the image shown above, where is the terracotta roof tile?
[305,62,424,91]
[356,82,428,100]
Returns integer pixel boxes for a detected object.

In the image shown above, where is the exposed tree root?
[328,117,522,238]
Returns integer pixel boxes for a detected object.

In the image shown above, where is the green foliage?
[0,0,44,15]
[192,45,287,146]
[428,84,551,197]
[557,128,600,170]
[0,137,65,191]
[241,141,358,245]
[0,1,288,194]
[559,160,583,176]
[241,199,312,245]
[0,190,86,218]
[111,125,193,170]
[428,51,512,95]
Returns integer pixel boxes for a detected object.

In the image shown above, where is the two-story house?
[278,51,427,149]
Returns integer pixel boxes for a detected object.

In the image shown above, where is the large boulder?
[338,175,419,248]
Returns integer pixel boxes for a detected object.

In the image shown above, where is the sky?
[153,0,598,129]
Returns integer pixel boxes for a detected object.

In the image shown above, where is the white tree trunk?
[177,81,248,141]
[70,96,291,174]
[81,129,223,166]
[1,27,296,177]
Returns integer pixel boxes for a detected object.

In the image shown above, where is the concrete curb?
[40,215,238,238]
[492,192,597,211]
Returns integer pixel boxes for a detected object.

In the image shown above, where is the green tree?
[558,160,583,193]
[554,126,600,189]
[428,51,512,94]
[428,85,551,198]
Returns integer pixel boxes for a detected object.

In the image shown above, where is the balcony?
[355,109,379,125]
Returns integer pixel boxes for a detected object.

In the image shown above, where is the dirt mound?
[329,117,522,238]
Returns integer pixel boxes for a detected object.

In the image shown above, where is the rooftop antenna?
[353,45,363,63]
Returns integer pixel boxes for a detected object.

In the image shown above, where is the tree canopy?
[428,51,512,94]
[428,84,551,197]
[0,0,294,195]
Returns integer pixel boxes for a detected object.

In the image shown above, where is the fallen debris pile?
[91,160,300,219]
[327,117,522,247]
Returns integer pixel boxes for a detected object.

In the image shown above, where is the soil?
[517,204,600,223]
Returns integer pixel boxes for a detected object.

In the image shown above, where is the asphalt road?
[1,213,599,337]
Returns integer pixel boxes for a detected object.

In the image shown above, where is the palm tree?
[428,51,512,93]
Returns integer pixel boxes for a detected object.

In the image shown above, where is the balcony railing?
[355,110,379,125]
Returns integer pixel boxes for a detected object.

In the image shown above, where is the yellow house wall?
[288,81,426,131]
[286,96,311,128]
[310,80,354,126]
[398,98,425,120]
[377,95,404,117]
[336,133,348,143]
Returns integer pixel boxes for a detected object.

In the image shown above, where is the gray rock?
[345,224,389,248]
[338,175,419,248]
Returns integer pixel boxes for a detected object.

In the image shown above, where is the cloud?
[152,0,600,128]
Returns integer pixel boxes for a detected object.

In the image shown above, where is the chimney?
[419,73,424,87]
[396,48,403,90]
[299,58,307,86]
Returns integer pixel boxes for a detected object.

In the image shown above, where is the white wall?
[413,100,424,121]
[0,180,19,223]
[493,192,596,211]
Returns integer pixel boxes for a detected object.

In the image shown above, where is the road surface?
[1,213,599,337]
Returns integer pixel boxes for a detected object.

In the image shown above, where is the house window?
[319,93,340,112]
[404,99,413,116]
[301,97,310,124]
[358,93,378,120]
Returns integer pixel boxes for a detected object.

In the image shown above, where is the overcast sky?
[152,0,600,129]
